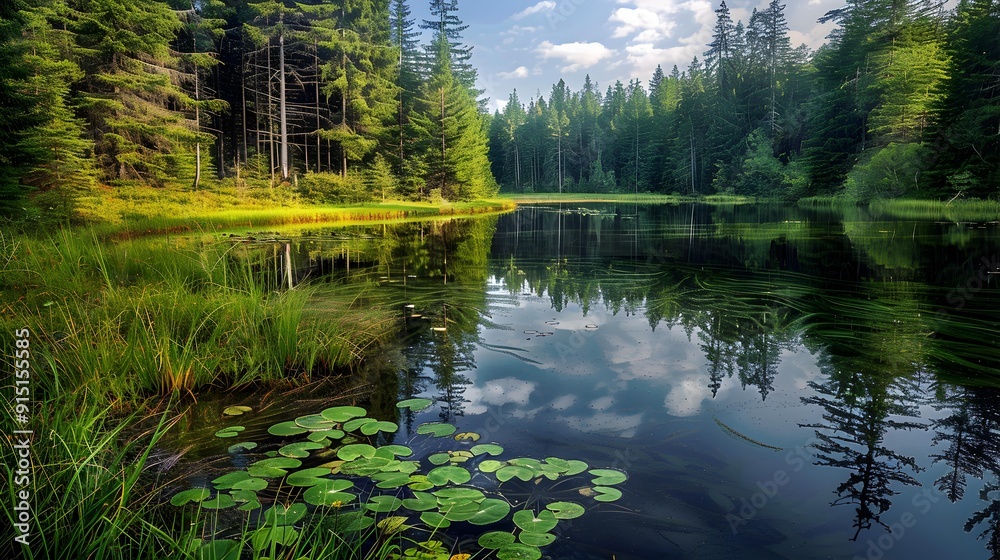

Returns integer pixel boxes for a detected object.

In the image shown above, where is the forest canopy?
[1,0,998,218]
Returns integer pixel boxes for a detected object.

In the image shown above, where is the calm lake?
[171,202,1000,559]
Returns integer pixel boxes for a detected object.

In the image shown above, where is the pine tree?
[0,0,39,213]
[420,0,477,91]
[410,32,496,200]
[390,0,422,185]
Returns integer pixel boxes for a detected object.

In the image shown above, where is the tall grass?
[868,198,1000,222]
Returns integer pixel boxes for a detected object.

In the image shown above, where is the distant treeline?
[0,0,496,216]
[487,0,1000,201]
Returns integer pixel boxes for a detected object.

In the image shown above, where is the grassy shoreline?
[508,192,757,204]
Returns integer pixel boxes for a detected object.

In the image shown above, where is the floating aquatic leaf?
[428,466,471,486]
[408,475,434,491]
[370,472,413,489]
[377,516,410,535]
[416,422,457,437]
[337,443,377,461]
[396,398,433,412]
[360,420,398,436]
[339,456,394,477]
[454,432,481,442]
[254,457,301,469]
[170,488,212,507]
[479,460,504,473]
[247,466,287,479]
[378,445,413,457]
[448,451,474,464]
[546,501,585,520]
[496,465,535,483]
[268,421,307,437]
[428,453,451,466]
[303,479,355,506]
[223,406,252,416]
[190,538,240,560]
[365,495,403,513]
[563,460,589,476]
[434,487,485,502]
[508,458,542,470]
[279,441,326,458]
[212,471,251,489]
[593,486,622,502]
[251,526,299,552]
[321,406,367,423]
[229,490,258,503]
[513,510,558,533]
[496,543,542,560]
[307,429,345,443]
[442,501,481,522]
[471,443,504,457]
[543,457,570,472]
[478,531,516,549]
[295,414,336,430]
[286,468,332,487]
[343,417,377,432]
[331,511,374,532]
[466,499,512,526]
[227,441,257,453]
[420,511,451,529]
[202,495,237,510]
[589,468,628,486]
[214,426,245,438]
[232,478,268,492]
[402,492,437,512]
[518,532,556,547]
[263,503,307,527]
[238,501,262,511]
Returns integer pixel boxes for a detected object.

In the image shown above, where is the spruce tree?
[0,0,42,213]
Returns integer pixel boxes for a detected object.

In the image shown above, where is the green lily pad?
[279,441,326,458]
[428,452,451,466]
[427,465,471,486]
[471,443,504,456]
[419,511,451,529]
[223,406,252,416]
[321,406,368,423]
[454,431,481,442]
[497,465,535,483]
[343,417,378,433]
[442,501,482,522]
[361,420,399,435]
[263,503,308,526]
[478,531,516,549]
[589,468,628,486]
[268,421,307,437]
[365,495,403,513]
[238,500,262,511]
[518,532,556,547]
[508,458,543,469]
[543,457,571,472]
[294,414,335,430]
[170,488,212,507]
[416,422,457,437]
[546,501,586,520]
[496,543,542,560]
[434,487,486,502]
[307,429,345,442]
[247,466,286,478]
[202,495,237,510]
[377,516,410,535]
[214,426,245,438]
[227,441,258,453]
[286,467,332,487]
[378,445,413,457]
[337,443,377,461]
[513,510,558,533]
[332,511,375,532]
[303,479,355,507]
[563,460,589,476]
[408,475,435,491]
[232,477,268,492]
[212,471,251,490]
[396,398,433,412]
[593,486,623,502]
[479,460,505,473]
[251,526,299,552]
[466,498,512,526]
[248,457,300,478]
[229,490,258,503]
[402,491,438,512]
[370,472,413,489]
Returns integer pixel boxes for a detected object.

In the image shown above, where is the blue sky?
[409,0,952,113]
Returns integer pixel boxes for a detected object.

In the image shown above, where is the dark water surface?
[186,203,1000,559]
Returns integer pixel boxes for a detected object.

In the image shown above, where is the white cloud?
[610,0,717,79]
[512,1,556,21]
[610,8,670,41]
[498,66,530,79]
[501,25,542,37]
[537,41,615,73]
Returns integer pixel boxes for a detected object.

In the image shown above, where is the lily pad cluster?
[171,398,627,559]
